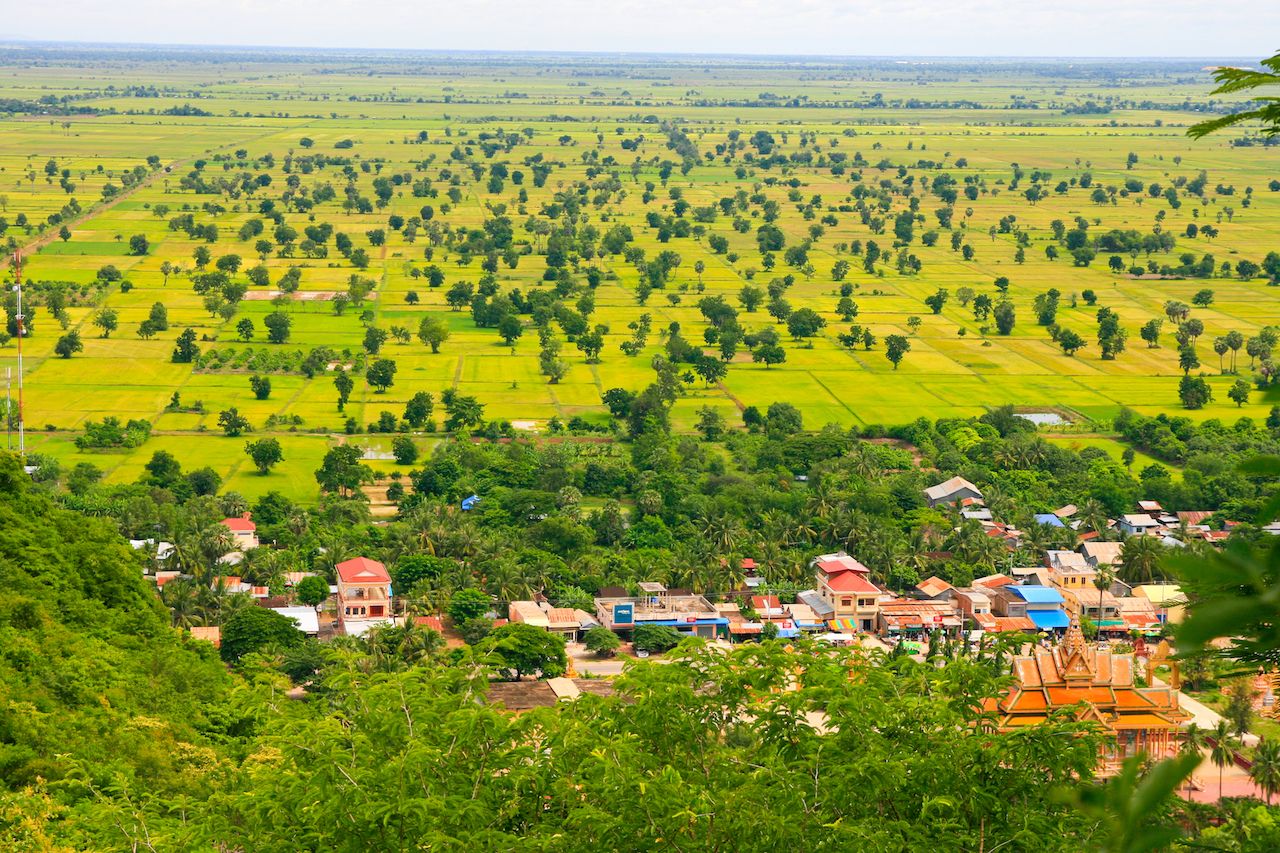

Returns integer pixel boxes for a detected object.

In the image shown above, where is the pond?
[1015,412,1067,426]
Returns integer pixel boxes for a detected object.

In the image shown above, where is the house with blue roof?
[1033,513,1066,528]
[993,584,1069,633]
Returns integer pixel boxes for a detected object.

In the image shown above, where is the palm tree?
[162,579,200,629]
[1250,738,1280,805]
[1092,566,1115,631]
[1210,720,1238,800]
[1120,535,1164,585]
[1077,499,1112,541]
[1179,723,1207,798]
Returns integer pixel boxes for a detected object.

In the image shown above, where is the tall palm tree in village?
[1210,720,1239,801]
[1120,535,1165,585]
[161,578,200,628]
[1250,738,1280,805]
[1076,498,1112,541]
[1092,566,1115,630]
[1179,723,1207,799]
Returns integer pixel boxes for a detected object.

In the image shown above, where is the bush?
[221,606,304,662]
[584,625,621,657]
[631,623,682,654]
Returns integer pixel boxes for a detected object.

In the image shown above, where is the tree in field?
[1178,344,1200,375]
[392,435,418,466]
[264,312,291,344]
[245,437,283,474]
[1057,328,1086,357]
[924,288,948,315]
[334,370,354,411]
[1140,319,1162,348]
[93,308,118,338]
[498,314,523,347]
[249,374,271,400]
[442,389,485,432]
[128,234,149,256]
[752,343,786,368]
[172,328,199,363]
[159,260,174,286]
[403,392,434,428]
[367,358,397,392]
[786,307,825,342]
[738,285,764,312]
[54,331,83,359]
[885,334,910,369]
[237,318,255,341]
[1228,379,1251,407]
[1179,375,1212,410]
[363,326,388,355]
[315,444,373,497]
[417,315,450,353]
[218,408,251,437]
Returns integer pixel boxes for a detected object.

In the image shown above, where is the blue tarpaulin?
[1028,609,1071,630]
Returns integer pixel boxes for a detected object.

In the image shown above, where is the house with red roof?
[220,513,259,550]
[810,552,880,632]
[336,556,394,636]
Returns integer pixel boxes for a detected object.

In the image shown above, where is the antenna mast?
[12,251,24,456]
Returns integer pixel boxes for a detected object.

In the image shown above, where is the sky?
[0,0,1275,58]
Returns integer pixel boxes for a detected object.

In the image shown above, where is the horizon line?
[0,38,1261,63]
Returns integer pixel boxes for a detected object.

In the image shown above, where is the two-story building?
[220,513,259,550]
[593,583,727,639]
[810,552,880,633]
[336,556,394,636]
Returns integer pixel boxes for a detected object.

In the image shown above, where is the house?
[984,619,1189,774]
[594,583,726,639]
[811,552,880,633]
[1133,584,1188,624]
[1061,586,1122,628]
[461,494,480,511]
[336,556,394,636]
[220,513,259,550]
[952,589,992,622]
[1047,550,1090,574]
[973,573,1017,592]
[129,538,175,562]
[877,598,961,635]
[1033,513,1066,528]
[1079,541,1124,568]
[1118,514,1162,537]
[268,605,320,636]
[998,585,1069,632]
[1117,596,1162,633]
[750,595,786,620]
[1137,500,1164,515]
[784,601,825,632]
[924,476,984,508]
[509,600,596,640]
[915,576,954,600]
[189,626,221,647]
[1054,504,1078,519]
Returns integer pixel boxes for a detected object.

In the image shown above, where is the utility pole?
[4,367,10,452]
[11,251,24,456]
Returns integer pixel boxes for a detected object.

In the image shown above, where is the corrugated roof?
[1009,585,1065,605]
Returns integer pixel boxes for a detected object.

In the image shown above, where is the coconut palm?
[162,578,200,629]
[1092,566,1115,629]
[1120,535,1165,585]
[1077,499,1112,541]
[1210,720,1238,800]
[1250,738,1280,805]
[1180,723,1207,798]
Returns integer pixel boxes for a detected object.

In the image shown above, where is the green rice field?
[0,49,1277,496]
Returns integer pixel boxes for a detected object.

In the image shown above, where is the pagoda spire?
[1059,614,1095,681]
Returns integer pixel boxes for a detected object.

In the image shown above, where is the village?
[130,472,1280,798]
